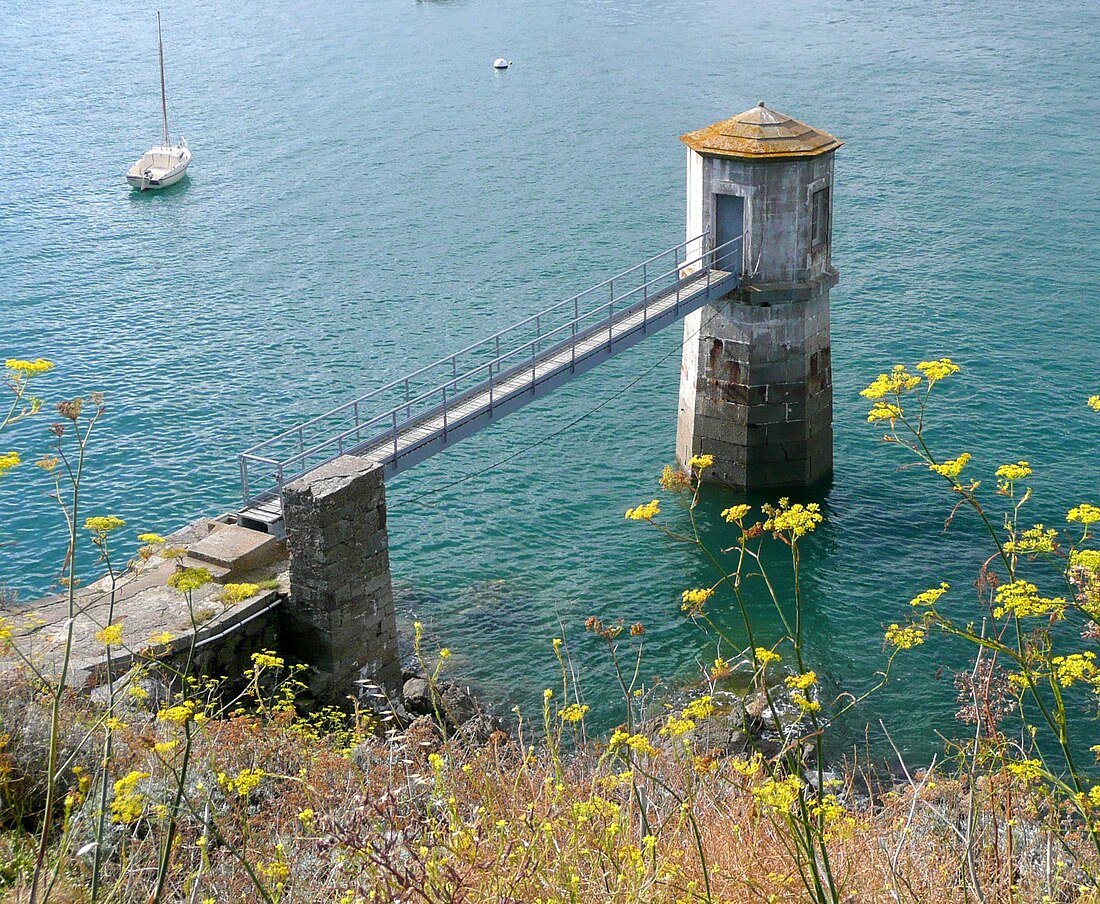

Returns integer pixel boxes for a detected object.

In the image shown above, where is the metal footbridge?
[237,232,741,533]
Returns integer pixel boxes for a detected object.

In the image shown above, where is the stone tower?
[675,103,841,488]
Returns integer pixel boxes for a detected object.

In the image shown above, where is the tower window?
[811,187,830,248]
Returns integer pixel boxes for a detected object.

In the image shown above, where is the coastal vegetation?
[1,355,1099,902]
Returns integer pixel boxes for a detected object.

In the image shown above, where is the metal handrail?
[239,232,740,503]
[247,233,709,451]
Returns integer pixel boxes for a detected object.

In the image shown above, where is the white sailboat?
[127,12,190,191]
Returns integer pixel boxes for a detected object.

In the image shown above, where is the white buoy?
[493,58,511,70]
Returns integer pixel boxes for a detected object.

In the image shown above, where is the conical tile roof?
[681,103,842,159]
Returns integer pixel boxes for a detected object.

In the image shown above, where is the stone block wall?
[677,280,833,488]
[282,455,401,705]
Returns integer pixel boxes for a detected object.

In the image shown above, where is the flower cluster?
[721,504,752,523]
[659,465,692,493]
[0,451,20,478]
[681,587,714,613]
[1068,503,1100,526]
[785,671,817,691]
[167,566,213,593]
[5,358,55,378]
[84,515,125,534]
[95,623,124,647]
[752,775,804,814]
[688,454,714,470]
[995,460,1032,483]
[928,452,972,479]
[993,580,1067,620]
[558,703,589,723]
[1005,525,1058,555]
[916,358,961,383]
[624,499,660,521]
[910,583,949,608]
[110,770,150,824]
[219,582,261,604]
[859,365,922,400]
[755,647,782,665]
[1050,651,1098,688]
[762,498,822,538]
[884,623,926,649]
[866,402,903,424]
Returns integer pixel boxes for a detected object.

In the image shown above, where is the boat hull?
[126,144,191,190]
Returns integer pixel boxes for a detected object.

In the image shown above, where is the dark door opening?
[714,194,744,275]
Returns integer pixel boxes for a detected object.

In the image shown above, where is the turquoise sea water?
[2,0,1097,760]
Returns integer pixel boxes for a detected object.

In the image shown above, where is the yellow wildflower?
[681,587,715,610]
[763,498,823,538]
[916,358,961,383]
[928,452,972,479]
[790,692,821,713]
[1005,525,1058,554]
[995,461,1032,482]
[0,451,19,477]
[167,566,212,593]
[105,717,127,731]
[1070,550,1100,572]
[154,740,179,754]
[219,582,261,604]
[148,631,175,646]
[1068,504,1100,526]
[626,734,659,757]
[867,402,904,424]
[910,582,949,607]
[1006,759,1045,784]
[810,794,847,823]
[755,647,782,665]
[659,464,693,493]
[128,683,149,701]
[84,515,125,534]
[138,532,166,545]
[731,752,763,776]
[95,623,123,647]
[0,617,13,648]
[682,695,716,720]
[721,503,752,523]
[860,365,922,400]
[110,771,150,824]
[710,656,732,679]
[558,703,590,723]
[1051,652,1098,687]
[5,358,55,378]
[251,650,285,669]
[224,767,264,798]
[158,701,197,725]
[884,623,926,649]
[661,716,696,738]
[688,454,715,470]
[993,580,1066,620]
[753,775,804,813]
[785,671,817,691]
[625,499,660,521]
[1088,395,1100,412]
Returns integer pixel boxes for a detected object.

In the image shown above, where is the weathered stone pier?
[676,103,840,488]
[7,103,841,708]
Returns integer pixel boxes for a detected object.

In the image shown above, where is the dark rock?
[403,677,433,715]
[439,683,480,727]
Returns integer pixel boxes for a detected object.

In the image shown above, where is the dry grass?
[0,669,1096,904]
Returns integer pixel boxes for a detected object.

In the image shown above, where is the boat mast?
[157,12,169,146]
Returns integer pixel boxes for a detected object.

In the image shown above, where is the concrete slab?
[187,524,284,576]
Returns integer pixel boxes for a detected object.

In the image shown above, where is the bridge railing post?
[391,410,398,460]
[442,385,448,439]
[488,362,494,413]
[404,378,411,418]
[240,455,250,504]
